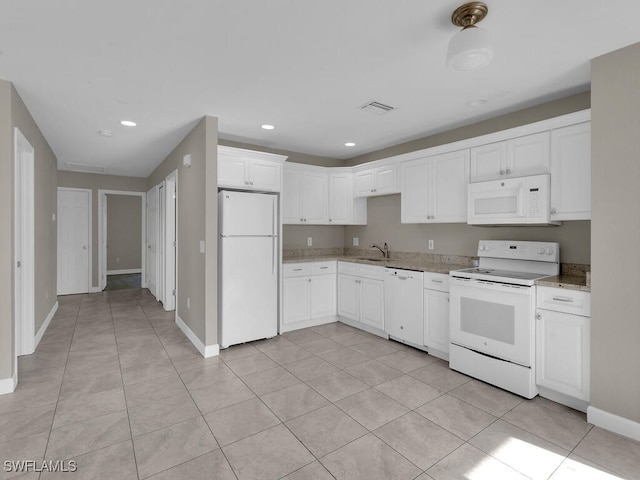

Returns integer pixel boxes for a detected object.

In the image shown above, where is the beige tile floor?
[1,289,639,480]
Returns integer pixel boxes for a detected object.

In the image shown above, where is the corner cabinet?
[536,286,591,405]
[469,132,550,182]
[401,150,469,223]
[328,172,367,225]
[550,122,591,220]
[282,261,337,332]
[217,145,287,192]
[354,164,398,197]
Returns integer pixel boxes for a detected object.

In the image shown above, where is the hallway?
[1,291,640,479]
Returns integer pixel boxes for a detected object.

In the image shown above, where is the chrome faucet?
[370,242,389,259]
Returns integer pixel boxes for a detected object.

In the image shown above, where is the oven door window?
[460,298,515,345]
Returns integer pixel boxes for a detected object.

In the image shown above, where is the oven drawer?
[536,286,590,317]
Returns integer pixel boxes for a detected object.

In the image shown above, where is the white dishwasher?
[384,268,423,347]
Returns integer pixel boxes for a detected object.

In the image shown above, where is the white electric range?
[449,240,559,398]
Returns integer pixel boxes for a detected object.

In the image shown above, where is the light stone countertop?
[283,255,469,275]
[535,275,591,292]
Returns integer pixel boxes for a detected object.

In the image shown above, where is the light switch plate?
[428,240,434,250]
[307,237,312,246]
[353,237,359,247]
[200,240,205,253]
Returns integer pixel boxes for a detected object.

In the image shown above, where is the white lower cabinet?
[536,286,590,405]
[283,261,336,332]
[337,262,384,334]
[423,273,450,360]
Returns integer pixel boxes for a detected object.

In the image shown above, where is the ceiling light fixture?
[344,142,356,147]
[446,2,493,71]
[120,120,137,127]
[261,124,275,130]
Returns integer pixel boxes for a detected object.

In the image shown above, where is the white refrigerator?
[219,190,279,348]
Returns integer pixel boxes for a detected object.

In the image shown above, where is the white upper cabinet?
[282,165,328,224]
[401,150,469,223]
[550,122,591,220]
[217,145,286,192]
[470,132,550,182]
[354,164,398,197]
[328,172,366,225]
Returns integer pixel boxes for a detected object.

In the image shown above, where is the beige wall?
[343,194,590,264]
[0,80,59,382]
[346,91,591,166]
[283,225,346,250]
[591,43,640,423]
[57,172,147,288]
[0,81,13,380]
[106,194,142,271]
[147,116,218,347]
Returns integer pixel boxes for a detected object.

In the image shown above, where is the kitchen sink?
[357,257,386,262]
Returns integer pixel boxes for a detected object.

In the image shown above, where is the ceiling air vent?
[65,162,106,174]
[360,101,395,115]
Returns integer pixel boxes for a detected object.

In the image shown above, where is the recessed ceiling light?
[120,120,137,127]
[261,124,275,130]
[345,142,356,147]
[98,130,113,137]
[467,98,488,107]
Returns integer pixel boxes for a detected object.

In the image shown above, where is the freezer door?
[219,236,278,347]
[219,190,277,236]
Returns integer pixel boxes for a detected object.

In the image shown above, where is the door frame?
[146,185,159,297]
[163,170,177,311]
[98,190,146,291]
[14,127,35,358]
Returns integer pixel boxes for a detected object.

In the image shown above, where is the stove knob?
[546,246,554,255]
[538,247,545,254]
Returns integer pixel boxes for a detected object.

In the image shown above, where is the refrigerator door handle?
[272,237,277,274]
[272,196,277,236]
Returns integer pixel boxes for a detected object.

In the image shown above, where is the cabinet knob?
[536,314,542,320]
[500,170,505,176]
[300,218,304,222]
[550,208,557,215]
[250,181,254,185]
[400,325,404,330]
[308,278,312,283]
[244,181,249,185]
[506,169,511,175]
[329,219,332,222]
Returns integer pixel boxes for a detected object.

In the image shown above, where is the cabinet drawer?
[359,264,384,281]
[312,261,336,275]
[423,272,449,292]
[338,261,360,276]
[283,263,312,278]
[537,286,590,316]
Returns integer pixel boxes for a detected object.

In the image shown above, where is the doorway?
[14,128,35,358]
[98,190,146,291]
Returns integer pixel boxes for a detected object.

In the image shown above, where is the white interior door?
[15,128,35,358]
[57,188,91,295]
[146,185,158,298]
[157,184,165,303]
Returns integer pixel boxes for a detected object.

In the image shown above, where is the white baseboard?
[34,301,58,350]
[538,386,589,413]
[587,406,640,442]
[0,370,17,395]
[176,314,219,358]
[90,286,103,293]
[107,269,142,275]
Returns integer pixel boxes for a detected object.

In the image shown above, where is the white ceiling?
[1,1,638,177]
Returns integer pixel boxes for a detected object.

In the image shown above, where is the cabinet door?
[536,309,590,401]
[302,172,328,224]
[423,289,450,353]
[360,278,384,330]
[430,150,469,223]
[217,156,248,188]
[355,169,376,197]
[283,277,311,324]
[507,132,550,177]
[328,174,351,224]
[337,274,359,321]
[550,122,591,220]
[470,142,506,182]
[375,165,397,194]
[250,160,281,192]
[400,158,430,223]
[282,169,303,224]
[311,274,337,318]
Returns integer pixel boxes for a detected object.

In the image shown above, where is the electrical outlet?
[187,297,191,309]
[428,239,434,250]
[200,240,205,254]
[353,237,359,247]
[307,237,313,247]
[116,257,120,263]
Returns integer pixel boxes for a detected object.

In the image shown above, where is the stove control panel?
[477,240,559,262]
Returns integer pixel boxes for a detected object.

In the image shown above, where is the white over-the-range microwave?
[467,174,561,226]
